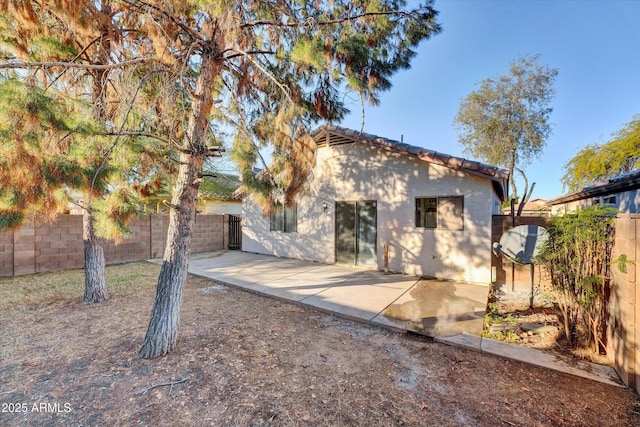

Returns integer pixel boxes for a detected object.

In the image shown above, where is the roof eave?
[548,173,640,206]
[312,124,510,199]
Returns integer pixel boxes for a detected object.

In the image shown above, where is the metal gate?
[228,215,241,250]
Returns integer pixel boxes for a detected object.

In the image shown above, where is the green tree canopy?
[562,115,640,192]
[1,0,442,358]
[0,77,172,233]
[0,0,183,303]
[454,54,558,212]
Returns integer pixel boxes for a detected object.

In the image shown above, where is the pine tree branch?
[162,200,181,211]
[225,48,293,103]
[97,131,223,156]
[121,0,203,43]
[0,58,161,71]
[89,69,168,199]
[219,50,276,60]
[229,97,279,190]
[240,10,415,29]
[46,36,103,91]
[98,130,179,150]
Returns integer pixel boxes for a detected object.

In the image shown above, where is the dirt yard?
[484,289,613,367]
[1,262,639,426]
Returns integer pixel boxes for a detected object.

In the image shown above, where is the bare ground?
[484,291,613,366]
[1,262,639,426]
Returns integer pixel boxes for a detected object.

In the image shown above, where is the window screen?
[416,198,437,228]
[270,203,297,232]
[416,196,463,230]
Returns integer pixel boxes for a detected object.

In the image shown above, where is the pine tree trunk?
[82,205,108,304]
[82,0,111,305]
[137,152,202,358]
[139,50,216,359]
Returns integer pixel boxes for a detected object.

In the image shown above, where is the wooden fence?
[491,215,551,295]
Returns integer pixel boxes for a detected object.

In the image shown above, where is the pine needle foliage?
[0,78,85,228]
[2,0,442,357]
[215,0,442,212]
[0,2,178,239]
[3,0,441,215]
[0,73,172,237]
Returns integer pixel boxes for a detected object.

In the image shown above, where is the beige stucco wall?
[242,143,501,284]
[550,198,594,215]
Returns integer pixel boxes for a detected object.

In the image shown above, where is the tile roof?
[311,124,510,200]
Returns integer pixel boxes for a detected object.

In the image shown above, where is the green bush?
[536,205,619,354]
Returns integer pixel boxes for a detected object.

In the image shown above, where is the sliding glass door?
[335,201,377,266]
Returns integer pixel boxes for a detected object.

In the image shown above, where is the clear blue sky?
[337,0,640,200]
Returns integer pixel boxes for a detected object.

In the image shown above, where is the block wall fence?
[1,213,637,391]
[608,214,640,392]
[0,214,233,277]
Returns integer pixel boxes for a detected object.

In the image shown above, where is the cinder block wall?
[0,229,13,275]
[103,215,153,265]
[609,214,639,391]
[0,214,230,277]
[150,214,168,259]
[34,215,84,273]
[191,214,225,253]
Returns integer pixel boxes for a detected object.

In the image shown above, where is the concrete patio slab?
[378,279,489,337]
[301,273,419,323]
[436,333,483,352]
[188,252,321,289]
[175,250,624,388]
[187,252,371,303]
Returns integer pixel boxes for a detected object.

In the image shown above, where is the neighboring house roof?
[199,172,241,201]
[502,198,550,215]
[547,169,640,206]
[311,124,510,201]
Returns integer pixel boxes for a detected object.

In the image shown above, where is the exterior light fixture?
[322,202,328,213]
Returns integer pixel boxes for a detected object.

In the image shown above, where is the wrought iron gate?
[228,215,241,250]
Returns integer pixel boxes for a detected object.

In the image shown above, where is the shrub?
[536,206,617,354]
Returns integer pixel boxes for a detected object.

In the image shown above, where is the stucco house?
[241,125,509,284]
[197,173,242,215]
[547,169,640,215]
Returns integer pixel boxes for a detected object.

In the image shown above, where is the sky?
[337,0,640,200]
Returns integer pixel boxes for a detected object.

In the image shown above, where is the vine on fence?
[537,206,627,354]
